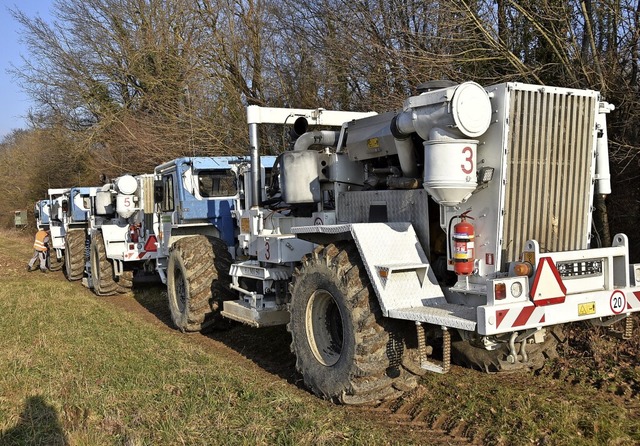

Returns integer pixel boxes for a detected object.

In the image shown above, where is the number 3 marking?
[461,146,474,174]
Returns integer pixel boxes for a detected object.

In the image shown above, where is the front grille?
[502,87,596,261]
[141,175,156,233]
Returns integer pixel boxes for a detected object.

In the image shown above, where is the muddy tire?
[288,242,419,405]
[48,250,63,272]
[451,326,564,373]
[89,232,119,296]
[117,271,134,292]
[167,235,233,332]
[64,229,86,281]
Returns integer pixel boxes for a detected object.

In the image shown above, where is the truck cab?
[153,156,275,331]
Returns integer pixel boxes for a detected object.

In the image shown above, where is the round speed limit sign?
[610,290,627,314]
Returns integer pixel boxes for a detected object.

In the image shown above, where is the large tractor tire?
[288,242,421,405]
[117,271,134,292]
[167,235,233,332]
[64,229,86,281]
[89,232,120,296]
[451,326,564,373]
[48,249,63,272]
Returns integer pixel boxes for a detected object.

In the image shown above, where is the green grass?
[415,367,639,445]
[0,275,393,445]
[1,228,640,445]
[0,231,389,445]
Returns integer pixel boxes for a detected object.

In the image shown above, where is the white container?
[423,139,478,206]
[116,194,136,218]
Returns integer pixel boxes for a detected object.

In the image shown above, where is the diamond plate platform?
[389,303,477,331]
[349,222,445,312]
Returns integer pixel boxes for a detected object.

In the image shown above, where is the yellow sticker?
[240,218,250,234]
[367,137,380,149]
[578,302,596,316]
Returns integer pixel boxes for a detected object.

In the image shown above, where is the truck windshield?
[197,169,237,198]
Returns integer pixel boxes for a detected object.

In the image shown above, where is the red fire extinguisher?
[128,224,140,243]
[452,211,475,275]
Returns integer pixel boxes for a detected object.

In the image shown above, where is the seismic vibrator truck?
[86,174,158,295]
[153,156,275,331]
[163,81,640,405]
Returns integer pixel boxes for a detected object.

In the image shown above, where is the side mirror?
[154,180,164,204]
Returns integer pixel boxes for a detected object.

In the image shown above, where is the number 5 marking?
[461,146,474,174]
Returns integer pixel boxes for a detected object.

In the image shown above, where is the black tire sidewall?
[64,236,72,278]
[167,248,189,331]
[290,267,356,400]
[89,235,100,293]
[64,230,83,281]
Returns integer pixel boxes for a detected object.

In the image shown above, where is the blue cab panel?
[69,187,94,223]
[166,156,276,246]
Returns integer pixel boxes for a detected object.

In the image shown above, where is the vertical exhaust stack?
[596,101,614,195]
[247,107,262,209]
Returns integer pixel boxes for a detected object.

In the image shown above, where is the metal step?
[388,302,477,331]
[221,300,290,328]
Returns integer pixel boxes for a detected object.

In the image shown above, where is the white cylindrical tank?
[394,82,492,140]
[423,140,478,206]
[116,175,138,195]
[116,194,136,218]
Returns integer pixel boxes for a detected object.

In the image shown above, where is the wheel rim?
[174,267,187,313]
[305,289,344,367]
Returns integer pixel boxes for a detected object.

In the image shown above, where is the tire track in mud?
[353,386,478,444]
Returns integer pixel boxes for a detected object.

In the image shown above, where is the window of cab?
[197,169,237,198]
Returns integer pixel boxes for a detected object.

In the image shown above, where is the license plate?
[578,302,596,316]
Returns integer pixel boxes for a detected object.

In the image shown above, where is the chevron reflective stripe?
[496,305,546,329]
[626,291,640,310]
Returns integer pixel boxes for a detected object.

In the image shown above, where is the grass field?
[1,229,639,445]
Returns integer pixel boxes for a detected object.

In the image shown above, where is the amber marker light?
[514,261,533,277]
[495,282,507,300]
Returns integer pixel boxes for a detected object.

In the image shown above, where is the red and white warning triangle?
[529,257,567,306]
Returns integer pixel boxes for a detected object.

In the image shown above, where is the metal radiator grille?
[502,88,595,262]
[141,175,156,233]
